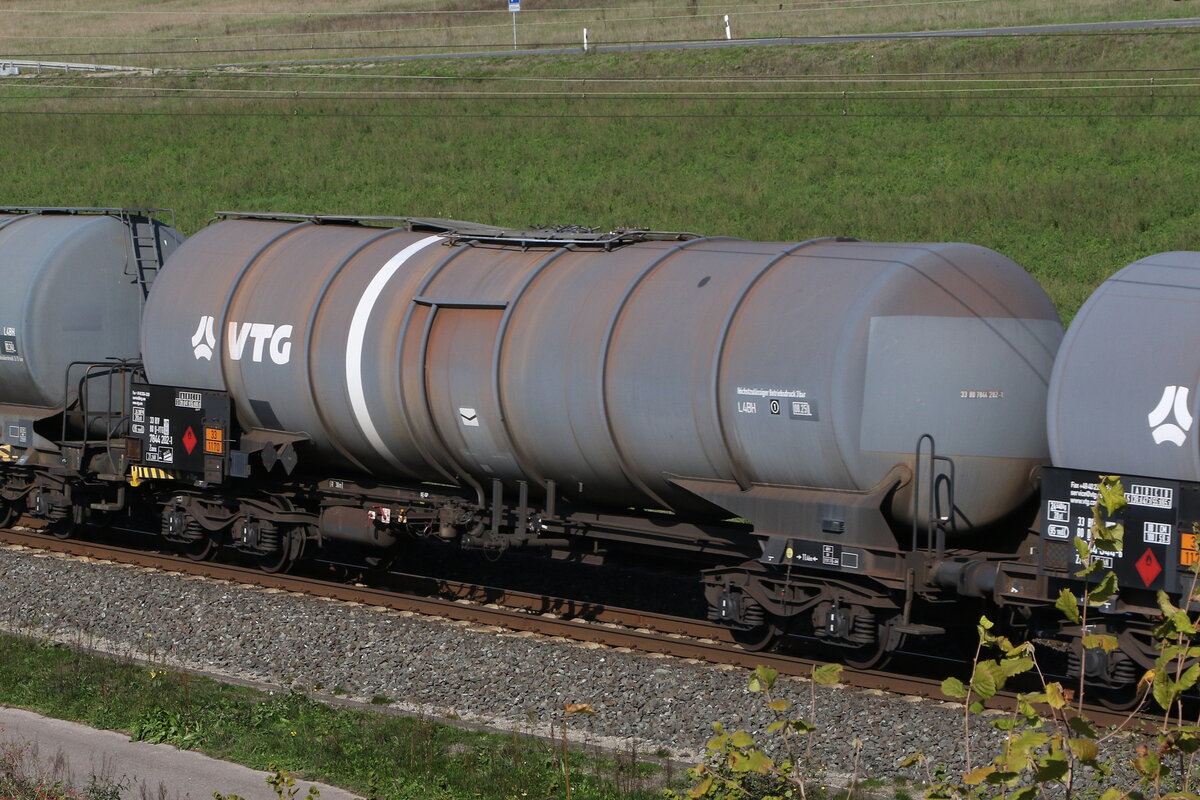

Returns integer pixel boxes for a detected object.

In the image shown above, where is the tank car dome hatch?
[142,215,1061,534]
[0,208,183,448]
[1049,252,1200,481]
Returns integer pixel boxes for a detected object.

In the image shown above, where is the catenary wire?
[2,81,1197,98]
[0,92,1195,102]
[180,66,1200,82]
[1,108,1197,119]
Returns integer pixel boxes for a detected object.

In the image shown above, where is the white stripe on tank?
[346,235,443,467]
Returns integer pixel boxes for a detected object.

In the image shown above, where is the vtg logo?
[1148,384,1193,446]
[190,316,294,365]
[191,316,216,360]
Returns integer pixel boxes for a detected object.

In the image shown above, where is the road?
[0,707,358,800]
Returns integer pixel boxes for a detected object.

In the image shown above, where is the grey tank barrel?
[1049,251,1200,480]
[142,216,1062,533]
[0,209,184,444]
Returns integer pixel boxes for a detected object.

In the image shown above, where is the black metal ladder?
[120,210,171,297]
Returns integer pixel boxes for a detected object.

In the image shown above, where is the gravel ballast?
[0,544,1106,786]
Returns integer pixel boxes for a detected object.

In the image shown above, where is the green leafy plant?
[912,614,1111,798]
[130,707,203,747]
[670,663,842,800]
[214,765,322,800]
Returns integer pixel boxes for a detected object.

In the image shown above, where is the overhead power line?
[100,69,1200,85]
[3,80,1197,98]
[2,108,1198,119]
[1,92,1195,103]
[138,65,1199,84]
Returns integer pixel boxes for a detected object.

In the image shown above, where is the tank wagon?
[0,207,182,533]
[990,251,1200,698]
[121,212,1063,663]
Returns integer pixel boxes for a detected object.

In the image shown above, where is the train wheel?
[258,526,306,574]
[1095,684,1146,712]
[180,533,219,562]
[0,500,15,529]
[163,505,216,561]
[732,620,782,652]
[47,504,85,540]
[843,618,905,671]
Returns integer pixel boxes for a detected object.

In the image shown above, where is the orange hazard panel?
[1181,533,1198,567]
[204,428,224,454]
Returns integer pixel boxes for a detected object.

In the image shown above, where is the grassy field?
[4,22,1197,318]
[0,0,1193,68]
[0,633,670,800]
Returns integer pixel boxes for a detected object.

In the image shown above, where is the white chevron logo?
[191,315,216,360]
[1148,385,1193,446]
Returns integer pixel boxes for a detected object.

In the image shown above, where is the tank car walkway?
[0,707,358,800]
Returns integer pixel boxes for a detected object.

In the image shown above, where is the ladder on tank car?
[118,209,174,297]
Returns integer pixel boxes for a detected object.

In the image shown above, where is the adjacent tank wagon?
[1001,252,1200,698]
[0,207,183,530]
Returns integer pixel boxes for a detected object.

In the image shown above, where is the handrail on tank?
[61,359,142,467]
[911,434,956,556]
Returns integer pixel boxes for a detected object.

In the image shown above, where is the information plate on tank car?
[2,419,31,447]
[131,383,231,475]
[0,328,21,363]
[204,427,225,454]
[761,538,860,571]
[735,386,819,420]
[1039,467,1179,593]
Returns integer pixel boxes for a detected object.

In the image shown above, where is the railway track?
[0,526,1152,732]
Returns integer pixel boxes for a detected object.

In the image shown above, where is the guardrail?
[0,59,146,76]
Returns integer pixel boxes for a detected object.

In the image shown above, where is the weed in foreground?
[0,739,128,800]
[667,662,843,800]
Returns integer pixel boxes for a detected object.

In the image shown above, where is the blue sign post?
[509,0,520,49]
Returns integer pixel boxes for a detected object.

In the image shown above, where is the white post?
[512,11,518,49]
[583,27,589,52]
[724,14,731,40]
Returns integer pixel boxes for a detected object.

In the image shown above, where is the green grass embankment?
[3,32,1196,320]
[0,633,669,800]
